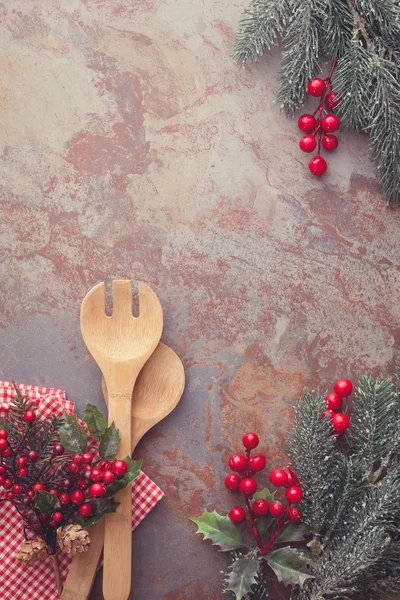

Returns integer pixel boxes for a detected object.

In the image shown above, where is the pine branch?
[319,0,354,57]
[353,0,400,39]
[234,0,291,65]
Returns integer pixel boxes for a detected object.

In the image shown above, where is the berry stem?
[49,553,63,597]
[244,495,264,551]
[259,513,288,556]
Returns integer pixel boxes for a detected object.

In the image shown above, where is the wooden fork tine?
[137,282,163,323]
[81,282,106,319]
[111,280,134,319]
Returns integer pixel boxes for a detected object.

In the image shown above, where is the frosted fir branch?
[319,0,353,57]
[352,0,400,40]
[233,0,291,65]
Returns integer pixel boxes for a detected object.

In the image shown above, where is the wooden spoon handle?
[103,386,133,600]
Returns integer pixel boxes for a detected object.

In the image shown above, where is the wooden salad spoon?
[80,280,163,600]
[61,342,185,600]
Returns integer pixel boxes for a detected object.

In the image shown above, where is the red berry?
[13,484,22,494]
[18,468,29,477]
[4,479,12,489]
[0,430,8,439]
[287,507,303,523]
[23,410,36,423]
[53,444,64,456]
[322,408,334,420]
[111,460,128,479]
[102,470,116,485]
[59,492,70,505]
[269,469,288,488]
[229,507,246,524]
[0,439,8,451]
[27,490,35,499]
[6,491,14,500]
[242,432,259,450]
[53,511,63,523]
[82,452,93,464]
[286,486,303,504]
[248,454,266,472]
[0,476,4,485]
[62,478,72,490]
[286,466,299,487]
[308,77,326,97]
[48,488,59,497]
[17,457,28,467]
[239,478,257,496]
[68,462,80,474]
[90,469,103,482]
[79,503,93,518]
[299,134,316,153]
[332,412,350,434]
[2,448,11,458]
[322,114,340,132]
[334,378,353,397]
[269,501,285,517]
[32,483,44,491]
[325,91,340,109]
[76,478,89,490]
[298,114,316,133]
[308,155,327,176]
[39,514,49,524]
[252,498,269,517]
[224,474,241,491]
[22,496,31,506]
[326,392,342,411]
[228,454,248,473]
[0,466,6,475]
[82,469,93,482]
[71,489,85,505]
[322,134,338,151]
[89,483,105,497]
[73,454,84,465]
[27,450,39,462]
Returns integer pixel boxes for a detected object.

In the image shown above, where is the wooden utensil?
[80,280,163,600]
[61,342,185,600]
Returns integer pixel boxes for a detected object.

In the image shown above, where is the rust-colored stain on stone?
[1,1,400,599]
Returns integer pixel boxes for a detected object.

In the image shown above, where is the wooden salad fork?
[61,343,185,600]
[80,280,163,600]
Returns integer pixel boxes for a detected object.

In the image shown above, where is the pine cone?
[16,538,48,567]
[57,524,90,555]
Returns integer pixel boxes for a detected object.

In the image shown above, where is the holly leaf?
[265,547,315,588]
[77,497,120,527]
[190,510,244,552]
[99,423,120,460]
[59,413,87,454]
[276,523,308,543]
[34,491,61,515]
[104,456,142,497]
[253,488,275,534]
[225,556,259,600]
[82,402,107,438]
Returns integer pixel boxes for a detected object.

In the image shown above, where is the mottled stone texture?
[0,0,400,598]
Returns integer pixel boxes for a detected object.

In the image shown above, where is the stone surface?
[1,0,400,598]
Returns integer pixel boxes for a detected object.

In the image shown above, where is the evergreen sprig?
[234,0,400,204]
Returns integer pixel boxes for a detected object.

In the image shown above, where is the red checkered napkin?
[0,381,163,600]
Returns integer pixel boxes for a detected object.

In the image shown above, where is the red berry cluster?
[225,433,302,555]
[0,412,128,530]
[323,378,352,435]
[297,60,341,177]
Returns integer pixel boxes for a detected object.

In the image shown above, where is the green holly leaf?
[82,402,107,438]
[34,491,61,515]
[99,423,120,460]
[265,547,315,588]
[59,412,87,454]
[104,456,142,497]
[190,510,244,552]
[225,556,259,600]
[276,523,307,543]
[77,497,120,527]
[253,488,275,534]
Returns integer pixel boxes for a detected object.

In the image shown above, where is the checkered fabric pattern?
[0,381,164,600]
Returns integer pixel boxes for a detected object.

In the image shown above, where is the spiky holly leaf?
[34,491,61,515]
[253,488,275,534]
[276,523,307,543]
[59,413,87,454]
[265,547,315,588]
[104,456,142,497]
[190,510,244,552]
[77,497,120,527]
[82,402,107,438]
[225,556,260,599]
[99,423,120,460]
